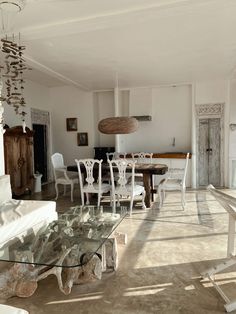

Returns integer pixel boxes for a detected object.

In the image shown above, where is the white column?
[114,87,120,152]
[191,83,196,188]
[0,81,5,175]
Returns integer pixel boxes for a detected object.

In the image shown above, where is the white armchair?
[158,153,190,209]
[51,153,78,202]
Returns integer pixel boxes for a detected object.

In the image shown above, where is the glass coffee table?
[0,205,127,298]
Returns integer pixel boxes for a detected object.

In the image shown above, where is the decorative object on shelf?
[77,132,88,146]
[66,118,77,131]
[98,116,139,134]
[132,115,152,121]
[229,123,236,131]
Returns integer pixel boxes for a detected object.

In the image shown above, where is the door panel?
[209,118,221,186]
[199,119,209,186]
[198,118,221,187]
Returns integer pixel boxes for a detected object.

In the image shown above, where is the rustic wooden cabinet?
[4,126,34,196]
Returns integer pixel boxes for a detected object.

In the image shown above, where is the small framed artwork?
[77,132,88,146]
[66,118,77,131]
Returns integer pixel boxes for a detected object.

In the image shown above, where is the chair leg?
[97,194,101,207]
[130,196,134,216]
[117,194,120,207]
[81,192,85,206]
[112,193,116,211]
[110,191,112,206]
[70,183,74,202]
[86,193,90,205]
[181,188,186,209]
[142,190,146,209]
[55,183,59,200]
[158,185,162,209]
[150,174,154,202]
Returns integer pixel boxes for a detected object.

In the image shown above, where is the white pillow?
[0,175,12,204]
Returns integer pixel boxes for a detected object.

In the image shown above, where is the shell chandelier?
[0,35,30,119]
[0,0,29,123]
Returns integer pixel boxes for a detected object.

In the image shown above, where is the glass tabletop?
[0,205,127,268]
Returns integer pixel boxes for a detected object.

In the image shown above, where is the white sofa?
[0,304,29,314]
[0,175,57,248]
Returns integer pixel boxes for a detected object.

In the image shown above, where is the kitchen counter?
[126,152,191,159]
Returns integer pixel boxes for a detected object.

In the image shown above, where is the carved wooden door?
[4,126,34,195]
[198,118,221,187]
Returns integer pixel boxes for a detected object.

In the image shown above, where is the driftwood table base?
[0,231,127,299]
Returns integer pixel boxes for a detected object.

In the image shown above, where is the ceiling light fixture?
[98,73,139,135]
[0,0,29,133]
[0,0,25,33]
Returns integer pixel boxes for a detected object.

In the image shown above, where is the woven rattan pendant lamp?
[98,74,139,134]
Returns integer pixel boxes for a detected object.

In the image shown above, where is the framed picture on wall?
[66,118,77,131]
[77,132,88,146]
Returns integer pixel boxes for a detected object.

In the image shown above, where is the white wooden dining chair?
[131,152,154,199]
[75,158,111,207]
[131,152,153,164]
[108,159,146,215]
[104,152,127,183]
[51,153,78,202]
[158,153,190,209]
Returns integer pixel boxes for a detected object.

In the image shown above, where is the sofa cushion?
[0,200,57,247]
[0,175,12,204]
[0,304,29,314]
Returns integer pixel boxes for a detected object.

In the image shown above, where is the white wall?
[229,79,236,158]
[195,80,229,104]
[0,80,51,176]
[3,80,51,128]
[93,91,115,147]
[120,85,192,153]
[229,79,236,187]
[50,86,94,165]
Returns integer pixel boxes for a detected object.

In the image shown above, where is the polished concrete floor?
[3,184,236,313]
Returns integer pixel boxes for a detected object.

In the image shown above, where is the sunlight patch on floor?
[123,283,173,296]
[46,292,103,305]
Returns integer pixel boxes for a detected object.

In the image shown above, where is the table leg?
[227,215,235,257]
[143,173,151,208]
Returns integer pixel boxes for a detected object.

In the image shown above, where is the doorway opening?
[33,124,47,183]
[31,109,51,184]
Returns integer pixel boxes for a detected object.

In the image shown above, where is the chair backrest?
[75,159,103,193]
[106,152,127,161]
[51,153,66,179]
[106,152,116,161]
[131,152,153,163]
[182,153,190,187]
[108,159,135,195]
[114,152,127,159]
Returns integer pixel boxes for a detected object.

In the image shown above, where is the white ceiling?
[5,0,236,90]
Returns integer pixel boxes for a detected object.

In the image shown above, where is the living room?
[1,1,236,313]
